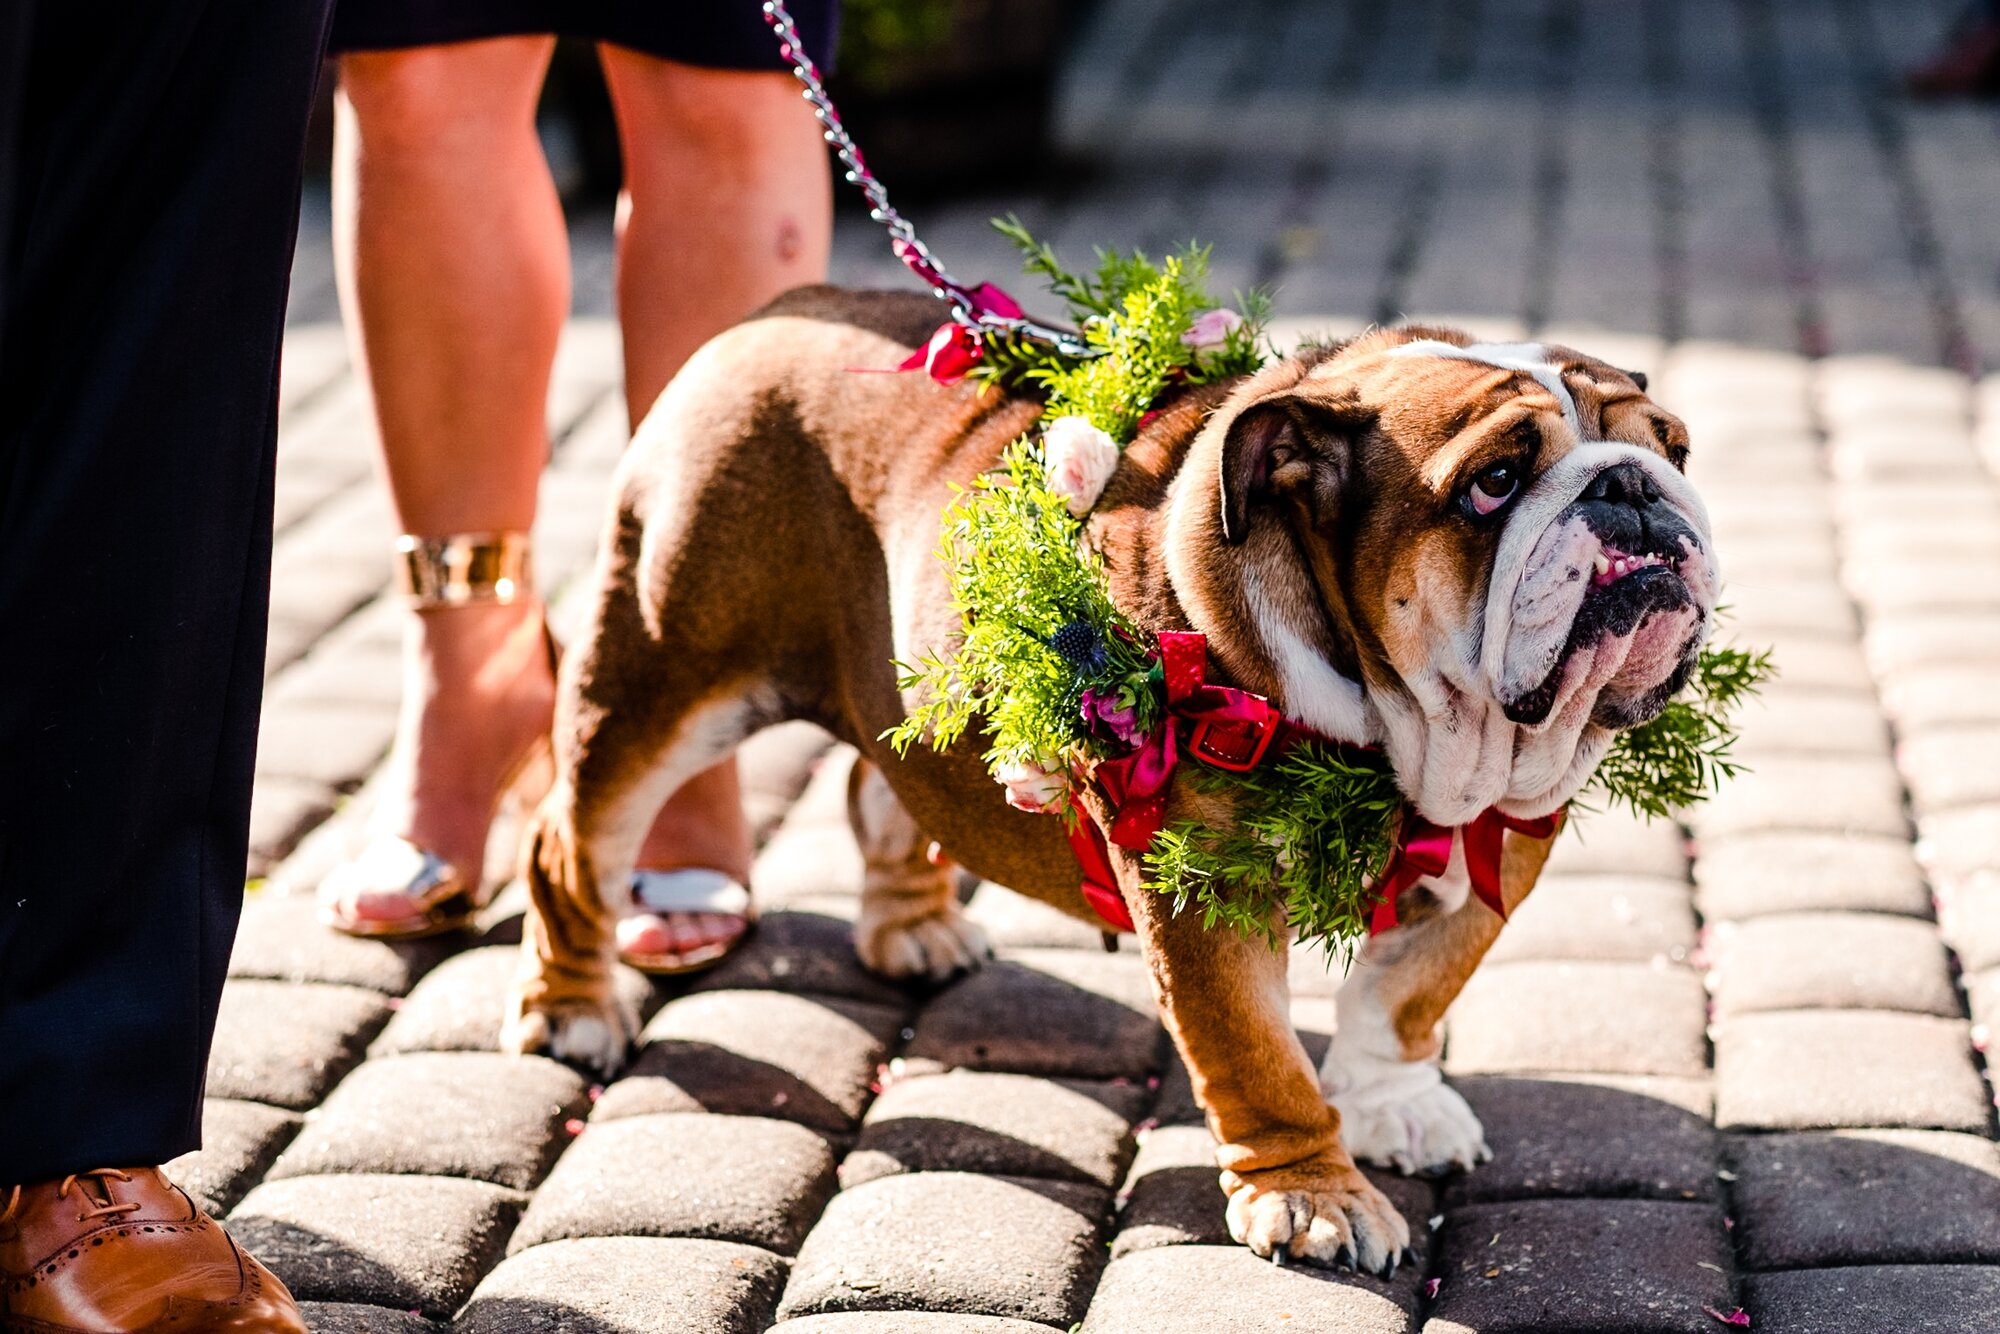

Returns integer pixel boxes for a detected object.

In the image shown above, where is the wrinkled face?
[1166,327,1718,825]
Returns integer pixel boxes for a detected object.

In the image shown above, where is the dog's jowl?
[501,290,1718,1273]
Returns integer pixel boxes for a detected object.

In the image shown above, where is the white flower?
[1041,415,1120,518]
[1181,307,1245,355]
[994,755,1069,814]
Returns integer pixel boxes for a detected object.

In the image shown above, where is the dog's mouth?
[1501,532,1704,728]
[1589,542,1678,588]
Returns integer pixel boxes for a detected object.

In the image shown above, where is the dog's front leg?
[1319,826,1559,1175]
[1129,876,1411,1273]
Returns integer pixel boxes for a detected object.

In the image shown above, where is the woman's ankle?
[375,598,556,867]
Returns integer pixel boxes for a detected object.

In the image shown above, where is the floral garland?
[888,220,1772,956]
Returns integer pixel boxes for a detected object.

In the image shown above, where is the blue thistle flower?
[1048,619,1112,676]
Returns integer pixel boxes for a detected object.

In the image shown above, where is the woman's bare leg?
[326,37,567,922]
[600,47,831,957]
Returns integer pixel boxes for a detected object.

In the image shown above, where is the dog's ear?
[1218,395,1372,545]
[1624,368,1649,392]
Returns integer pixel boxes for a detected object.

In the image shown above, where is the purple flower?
[1082,687,1147,747]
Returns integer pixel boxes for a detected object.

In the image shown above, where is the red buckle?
[1188,714,1277,772]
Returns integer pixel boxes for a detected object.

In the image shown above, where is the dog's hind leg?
[502,534,773,1073]
[847,758,990,983]
[1317,825,1560,1175]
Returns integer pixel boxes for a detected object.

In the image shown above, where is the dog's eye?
[1466,461,1522,516]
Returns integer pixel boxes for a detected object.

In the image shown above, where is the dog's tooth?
[1592,553,1611,576]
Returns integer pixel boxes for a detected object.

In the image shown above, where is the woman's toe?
[347,887,426,922]
[617,912,676,957]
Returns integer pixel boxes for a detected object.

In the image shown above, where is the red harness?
[1065,630,1562,935]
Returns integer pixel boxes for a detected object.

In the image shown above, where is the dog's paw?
[854,904,991,984]
[1222,1157,1413,1274]
[1327,1064,1489,1177]
[502,993,635,1077]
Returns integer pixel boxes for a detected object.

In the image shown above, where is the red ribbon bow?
[1065,631,1317,933]
[1365,807,1565,936]
[1061,629,1565,939]
[893,282,1025,384]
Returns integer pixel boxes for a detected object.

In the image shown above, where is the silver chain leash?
[760,0,1095,358]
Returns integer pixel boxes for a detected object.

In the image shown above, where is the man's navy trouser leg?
[0,0,332,1180]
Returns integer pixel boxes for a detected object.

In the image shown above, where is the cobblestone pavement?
[205,1,2000,1329]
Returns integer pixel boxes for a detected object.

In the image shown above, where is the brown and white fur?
[501,289,1718,1273]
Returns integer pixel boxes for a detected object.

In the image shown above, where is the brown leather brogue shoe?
[0,1167,305,1334]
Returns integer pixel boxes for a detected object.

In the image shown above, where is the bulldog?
[502,289,1719,1273]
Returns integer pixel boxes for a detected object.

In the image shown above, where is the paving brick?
[1732,691,1891,756]
[369,946,659,1056]
[249,778,339,875]
[301,1304,442,1334]
[1720,578,1858,638]
[230,891,455,994]
[1714,1010,1991,1132]
[1443,1075,1718,1207]
[268,1052,586,1190]
[904,950,1165,1081]
[594,989,904,1134]
[1866,609,2000,674]
[1111,1123,1433,1269]
[1730,632,1876,700]
[689,909,912,1008]
[510,1112,836,1256]
[750,822,865,913]
[1083,1245,1413,1333]
[1970,966,2000,1044]
[1707,529,1840,578]
[842,1070,1146,1190]
[1939,876,2000,971]
[1706,491,1834,538]
[167,1099,302,1216]
[1742,1264,2000,1334]
[1540,811,1687,879]
[1707,912,1960,1017]
[1728,1129,2000,1269]
[1484,876,1696,966]
[1427,1199,1731,1334]
[268,633,403,711]
[255,700,396,791]
[1882,663,2000,732]
[777,1172,1107,1327]
[768,1317,1055,1334]
[1845,557,2000,614]
[1917,803,2000,885]
[229,1174,523,1318]
[966,880,1114,951]
[1443,962,1708,1078]
[457,1237,787,1334]
[1687,755,1908,840]
[1693,832,1932,920]
[206,980,391,1111]
[1900,726,2000,813]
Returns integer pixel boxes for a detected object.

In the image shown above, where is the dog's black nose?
[1582,462,1661,510]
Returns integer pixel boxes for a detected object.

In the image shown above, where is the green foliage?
[1583,641,1775,820]
[1142,742,1405,958]
[970,218,1275,436]
[886,440,1158,767]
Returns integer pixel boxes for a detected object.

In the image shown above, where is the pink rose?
[1181,307,1245,355]
[994,755,1069,813]
[1041,415,1121,518]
